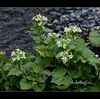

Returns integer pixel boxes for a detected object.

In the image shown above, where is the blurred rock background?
[0,7,100,57]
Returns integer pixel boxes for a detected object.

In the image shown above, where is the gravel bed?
[0,7,100,57]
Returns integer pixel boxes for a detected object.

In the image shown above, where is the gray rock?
[52,19,59,24]
[49,11,61,16]
[90,23,96,27]
[87,15,94,20]
[70,17,75,22]
[46,23,53,27]
[55,25,62,31]
[88,20,95,23]
[81,20,89,25]
[81,27,89,32]
[67,10,73,13]
[53,7,61,12]
[70,13,76,18]
[60,15,69,23]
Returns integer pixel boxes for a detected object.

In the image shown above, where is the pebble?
[52,19,59,24]
[55,25,62,31]
[49,11,61,16]
[60,15,69,23]
[81,20,89,25]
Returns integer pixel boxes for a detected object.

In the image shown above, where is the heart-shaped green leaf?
[89,30,100,47]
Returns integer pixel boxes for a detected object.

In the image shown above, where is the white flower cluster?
[56,39,71,49]
[11,48,26,62]
[48,32,60,39]
[0,51,6,55]
[32,14,48,26]
[59,50,73,64]
[41,34,46,39]
[64,26,82,35]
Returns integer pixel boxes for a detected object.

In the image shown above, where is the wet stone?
[81,20,89,25]
[55,25,62,31]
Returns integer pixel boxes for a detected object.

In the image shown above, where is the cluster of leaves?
[0,14,100,92]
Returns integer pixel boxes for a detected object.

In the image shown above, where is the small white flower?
[48,33,60,39]
[58,50,73,65]
[43,16,48,21]
[11,48,26,62]
[32,14,48,22]
[59,51,64,56]
[57,41,61,47]
[38,22,42,26]
[23,55,26,59]
[65,50,69,54]
[63,44,66,49]
[11,51,15,56]
[16,48,20,52]
[12,57,16,62]
[52,33,56,36]
[77,28,82,32]
[71,26,82,33]
[67,39,71,43]
[56,34,60,37]
[61,57,68,64]
[35,18,39,21]
[74,37,77,40]
[52,33,60,37]
[95,55,99,58]
[42,26,44,29]
[0,51,6,55]
[56,38,71,49]
[64,26,82,34]
[16,56,20,61]
[69,52,73,59]
[48,32,52,36]
[64,27,71,33]
[41,34,46,39]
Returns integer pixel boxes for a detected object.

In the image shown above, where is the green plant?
[0,14,100,92]
[27,14,100,91]
[0,48,52,91]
